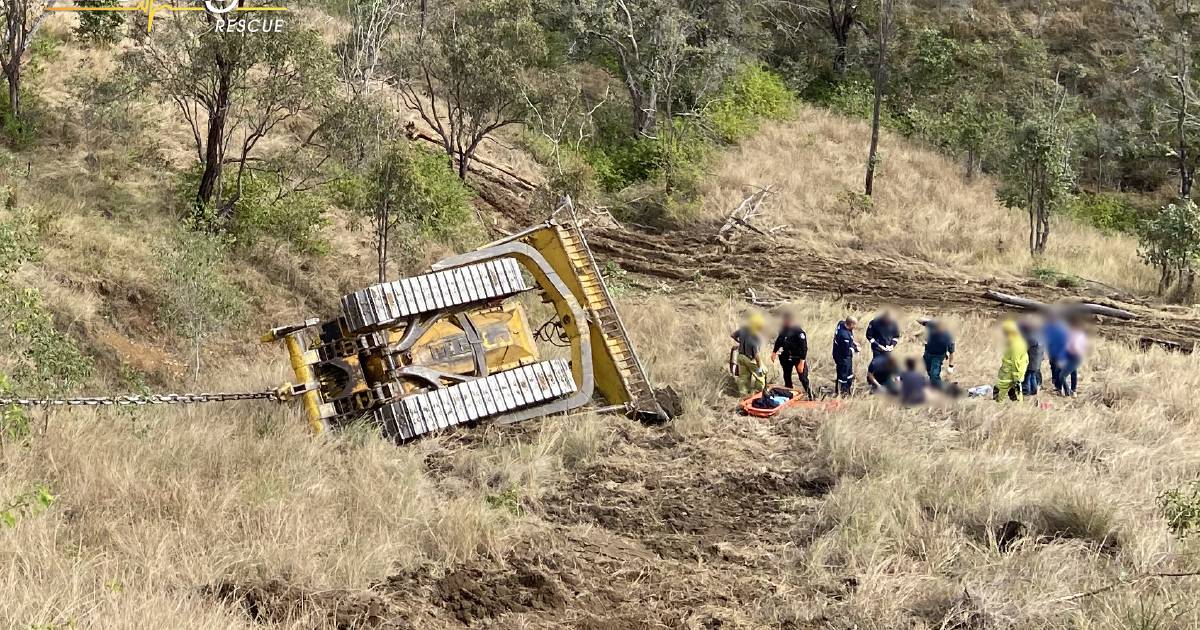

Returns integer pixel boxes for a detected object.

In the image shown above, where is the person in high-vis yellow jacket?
[731,312,768,395]
[995,320,1029,402]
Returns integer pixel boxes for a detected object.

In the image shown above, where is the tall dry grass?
[624,294,1200,628]
[3,292,1200,627]
[703,106,1157,295]
[0,353,614,628]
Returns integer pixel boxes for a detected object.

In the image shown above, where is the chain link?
[0,390,283,408]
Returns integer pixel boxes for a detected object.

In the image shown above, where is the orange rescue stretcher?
[738,386,844,418]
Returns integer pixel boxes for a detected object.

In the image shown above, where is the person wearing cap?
[832,316,860,397]
[731,312,767,395]
[995,320,1029,403]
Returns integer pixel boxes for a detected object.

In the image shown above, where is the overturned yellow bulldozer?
[263,220,670,441]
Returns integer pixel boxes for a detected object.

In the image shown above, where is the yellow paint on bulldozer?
[375,303,539,394]
[267,218,666,440]
[520,223,659,414]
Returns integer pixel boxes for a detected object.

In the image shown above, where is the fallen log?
[983,290,1137,320]
[1139,336,1191,353]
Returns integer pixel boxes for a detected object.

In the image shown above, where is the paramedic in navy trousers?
[832,316,860,397]
[772,311,814,400]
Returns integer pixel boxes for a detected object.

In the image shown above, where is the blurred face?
[846,319,857,331]
[782,314,793,327]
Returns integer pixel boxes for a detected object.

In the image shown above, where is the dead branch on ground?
[745,288,784,308]
[983,290,1137,320]
[719,186,784,238]
[1049,570,1200,604]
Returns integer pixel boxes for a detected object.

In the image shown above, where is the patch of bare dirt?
[211,415,837,628]
[431,560,566,624]
[543,462,834,562]
[206,578,407,629]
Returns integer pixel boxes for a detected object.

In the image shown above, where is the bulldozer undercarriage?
[264,219,670,442]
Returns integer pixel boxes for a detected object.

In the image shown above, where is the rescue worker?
[922,319,956,389]
[867,353,900,395]
[995,320,1029,403]
[731,313,767,396]
[772,312,813,399]
[865,310,900,360]
[898,357,929,406]
[1019,318,1044,396]
[1043,314,1069,395]
[832,316,860,397]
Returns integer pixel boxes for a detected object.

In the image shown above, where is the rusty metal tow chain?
[0,390,283,408]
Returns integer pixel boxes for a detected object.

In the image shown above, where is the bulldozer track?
[586,225,1200,351]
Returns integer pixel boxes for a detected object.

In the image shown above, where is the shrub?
[585,137,663,193]
[1067,192,1140,234]
[705,65,794,143]
[1139,199,1200,296]
[1159,480,1200,537]
[230,174,329,256]
[73,0,125,46]
[334,141,476,242]
[0,205,93,398]
[180,168,330,256]
[157,227,244,376]
[1030,264,1081,288]
[0,485,55,528]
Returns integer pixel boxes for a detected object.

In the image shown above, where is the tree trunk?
[377,215,388,283]
[627,82,656,136]
[1028,206,1036,254]
[6,63,18,118]
[864,51,885,196]
[196,66,233,209]
[964,149,977,181]
[1178,71,1192,199]
[832,34,848,77]
[828,1,853,77]
[1037,205,1051,252]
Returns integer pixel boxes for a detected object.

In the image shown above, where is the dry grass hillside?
[702,106,1157,295]
[3,13,1200,630]
[4,295,1200,628]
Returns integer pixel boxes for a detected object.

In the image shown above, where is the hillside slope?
[5,294,1200,629]
[4,15,1200,630]
[699,106,1155,296]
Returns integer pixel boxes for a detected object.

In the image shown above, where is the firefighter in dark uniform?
[772,311,814,400]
